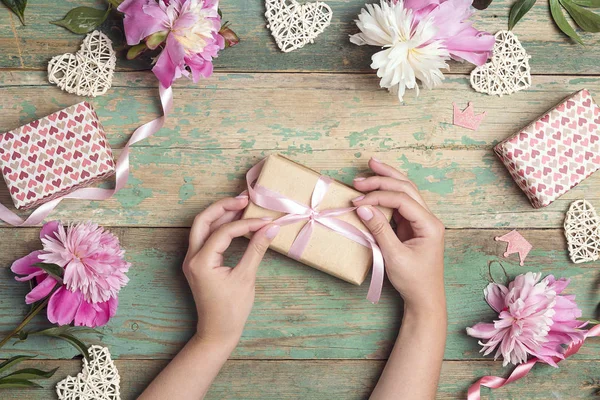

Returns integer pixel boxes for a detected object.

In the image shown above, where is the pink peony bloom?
[11,221,130,328]
[402,0,495,66]
[467,272,587,367]
[118,0,225,88]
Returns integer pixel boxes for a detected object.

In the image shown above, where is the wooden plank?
[1,228,598,360]
[1,359,599,399]
[2,72,599,151]
[0,1,599,74]
[1,147,597,228]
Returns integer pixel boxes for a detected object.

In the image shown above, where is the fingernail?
[357,206,373,221]
[352,195,365,202]
[261,217,273,221]
[236,194,248,199]
[371,157,381,163]
[266,225,280,239]
[354,177,366,182]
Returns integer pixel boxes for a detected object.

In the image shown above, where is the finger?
[356,205,406,256]
[354,191,442,238]
[235,223,280,279]
[187,195,249,257]
[369,157,412,182]
[197,218,271,267]
[211,209,244,233]
[353,175,428,210]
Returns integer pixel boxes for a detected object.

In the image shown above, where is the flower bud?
[146,30,168,50]
[219,25,240,48]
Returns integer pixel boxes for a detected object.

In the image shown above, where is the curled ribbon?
[0,84,173,226]
[246,158,385,303]
[468,324,600,400]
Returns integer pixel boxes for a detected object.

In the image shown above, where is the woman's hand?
[183,194,280,349]
[352,158,445,312]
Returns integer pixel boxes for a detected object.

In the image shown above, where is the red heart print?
[75,114,84,123]
[535,122,544,130]
[561,117,570,125]
[35,174,45,183]
[99,163,109,172]
[56,146,66,155]
[81,170,91,179]
[90,153,99,162]
[573,134,582,143]
[91,143,101,152]
[66,130,75,140]
[536,130,546,139]
[82,159,92,167]
[37,139,47,148]
[565,148,574,157]
[533,170,542,179]
[64,165,74,174]
[48,113,58,122]
[44,183,54,192]
[74,139,84,148]
[53,167,63,176]
[26,191,36,200]
[58,111,68,120]
[537,183,547,191]
[557,104,565,112]
[1,153,10,162]
[70,172,80,180]
[52,178,62,187]
[10,186,19,194]
[38,128,48,137]
[49,126,59,136]
[543,167,552,176]
[82,134,92,143]
[585,151,594,160]
[30,120,39,128]
[84,124,93,133]
[37,164,46,173]
[531,149,540,158]
[76,104,86,113]
[55,132,65,141]
[556,184,564,192]
[576,166,585,175]
[21,135,30,144]
[67,119,77,128]
[11,152,21,160]
[16,192,25,201]
[28,180,36,189]
[583,98,591,107]
[579,117,587,126]
[552,131,561,140]
[47,147,56,156]
[8,172,18,181]
[44,159,54,168]
[63,152,72,161]
[547,148,557,157]
[73,150,83,160]
[28,154,37,163]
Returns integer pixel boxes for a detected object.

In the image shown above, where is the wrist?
[190,333,239,357]
[403,295,447,323]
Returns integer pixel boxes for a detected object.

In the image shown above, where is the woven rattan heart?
[48,30,116,97]
[564,199,600,264]
[265,0,332,52]
[56,346,121,400]
[470,30,531,97]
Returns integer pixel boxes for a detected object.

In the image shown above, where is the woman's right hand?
[352,157,446,312]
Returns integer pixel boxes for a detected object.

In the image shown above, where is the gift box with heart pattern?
[0,102,115,210]
[494,89,600,208]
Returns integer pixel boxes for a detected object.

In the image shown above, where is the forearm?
[139,335,235,400]
[371,297,447,400]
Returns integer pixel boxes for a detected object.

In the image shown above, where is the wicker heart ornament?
[48,31,116,97]
[564,199,600,264]
[265,0,332,52]
[470,30,531,97]
[56,346,121,400]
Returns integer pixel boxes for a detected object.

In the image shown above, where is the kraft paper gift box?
[0,102,115,210]
[494,89,600,209]
[243,154,393,286]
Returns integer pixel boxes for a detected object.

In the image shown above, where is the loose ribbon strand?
[246,158,385,303]
[0,84,173,226]
[467,324,600,400]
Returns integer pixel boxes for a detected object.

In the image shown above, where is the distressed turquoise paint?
[413,131,426,141]
[319,167,360,185]
[268,124,324,141]
[460,136,486,145]
[346,122,403,147]
[240,139,256,149]
[397,155,456,195]
[19,101,38,124]
[179,177,196,204]
[354,152,362,158]
[114,175,154,208]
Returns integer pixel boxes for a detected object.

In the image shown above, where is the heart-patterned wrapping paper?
[494,89,600,208]
[0,102,115,210]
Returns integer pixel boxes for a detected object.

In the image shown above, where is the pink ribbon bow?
[468,324,600,399]
[0,85,172,226]
[246,158,385,303]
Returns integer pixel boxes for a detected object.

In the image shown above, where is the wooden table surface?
[1,0,600,399]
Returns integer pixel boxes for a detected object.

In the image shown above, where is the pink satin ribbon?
[468,324,600,400]
[0,84,173,226]
[246,158,385,303]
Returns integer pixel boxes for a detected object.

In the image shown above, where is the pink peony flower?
[403,0,495,66]
[118,0,225,88]
[467,272,587,367]
[11,221,130,328]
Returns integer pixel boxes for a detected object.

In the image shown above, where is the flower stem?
[0,286,57,350]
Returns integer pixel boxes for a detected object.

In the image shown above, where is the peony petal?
[466,322,501,339]
[40,220,61,240]
[74,299,98,328]
[11,251,44,281]
[152,46,177,88]
[47,287,82,326]
[484,282,507,313]
[25,276,57,304]
[119,0,169,45]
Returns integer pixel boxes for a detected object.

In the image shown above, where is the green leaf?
[0,355,33,374]
[560,0,600,31]
[550,0,584,43]
[0,378,42,388]
[472,0,494,9]
[30,326,102,337]
[508,0,537,30]
[50,6,110,34]
[1,367,58,381]
[56,334,91,361]
[127,43,147,60]
[107,0,123,7]
[573,0,600,6]
[146,30,168,50]
[1,0,27,25]
[32,263,63,281]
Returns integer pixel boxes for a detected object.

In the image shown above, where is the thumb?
[235,224,280,279]
[356,206,405,256]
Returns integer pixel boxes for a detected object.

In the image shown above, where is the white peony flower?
[350,0,449,101]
